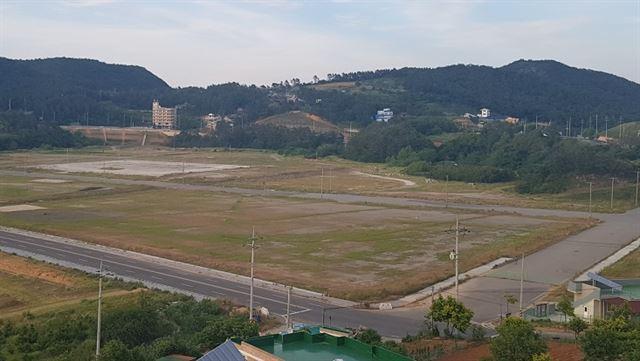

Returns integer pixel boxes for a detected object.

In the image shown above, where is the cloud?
[1,0,638,85]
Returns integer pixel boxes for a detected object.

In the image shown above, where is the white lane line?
[6,236,308,308]
[181,283,195,288]
[151,275,164,281]
[77,258,90,263]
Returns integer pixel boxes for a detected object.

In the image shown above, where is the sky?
[1,0,639,87]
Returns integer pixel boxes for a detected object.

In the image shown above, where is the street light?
[245,227,259,321]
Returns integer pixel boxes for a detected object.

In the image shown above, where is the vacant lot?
[1,148,631,212]
[0,252,129,317]
[0,180,592,300]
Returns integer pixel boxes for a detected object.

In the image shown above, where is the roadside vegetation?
[601,248,640,279]
[0,252,259,361]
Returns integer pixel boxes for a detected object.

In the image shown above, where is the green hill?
[604,120,640,137]
[299,60,640,125]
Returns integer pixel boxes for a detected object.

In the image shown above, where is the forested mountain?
[1,57,638,127]
[302,60,640,124]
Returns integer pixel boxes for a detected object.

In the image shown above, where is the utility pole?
[588,182,593,218]
[449,216,459,300]
[329,168,332,194]
[320,168,324,199]
[96,260,103,359]
[595,114,598,135]
[455,216,459,300]
[445,175,449,208]
[286,286,292,331]
[247,228,257,321]
[605,116,609,138]
[519,252,525,316]
[610,177,615,210]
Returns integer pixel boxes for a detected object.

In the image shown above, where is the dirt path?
[0,288,144,319]
[351,171,416,186]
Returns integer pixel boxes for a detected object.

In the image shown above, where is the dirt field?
[0,251,127,317]
[35,159,246,176]
[437,340,583,361]
[0,177,591,300]
[0,147,631,212]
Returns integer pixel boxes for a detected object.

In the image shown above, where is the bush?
[490,318,547,361]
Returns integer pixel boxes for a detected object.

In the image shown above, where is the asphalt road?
[0,229,422,338]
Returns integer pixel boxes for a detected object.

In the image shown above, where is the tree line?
[0,292,258,361]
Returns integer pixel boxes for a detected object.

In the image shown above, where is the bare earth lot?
[35,159,246,177]
[1,147,631,212]
[0,175,592,300]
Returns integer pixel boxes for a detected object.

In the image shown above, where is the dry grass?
[601,248,640,279]
[0,184,591,301]
[2,148,632,212]
[0,252,127,316]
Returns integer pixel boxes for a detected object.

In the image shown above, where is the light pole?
[285,286,292,331]
[610,177,615,210]
[247,227,258,321]
[588,182,593,218]
[519,252,525,316]
[449,216,460,300]
[636,170,640,207]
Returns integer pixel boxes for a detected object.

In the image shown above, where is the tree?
[557,295,574,322]
[579,320,625,361]
[567,317,588,339]
[504,294,518,315]
[429,296,474,337]
[355,328,381,344]
[532,353,553,361]
[490,318,547,361]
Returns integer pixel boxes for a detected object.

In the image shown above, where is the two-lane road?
[0,229,423,338]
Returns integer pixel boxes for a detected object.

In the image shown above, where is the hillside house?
[375,108,394,122]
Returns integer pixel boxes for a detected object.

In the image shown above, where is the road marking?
[181,283,195,288]
[3,235,311,309]
[151,275,164,281]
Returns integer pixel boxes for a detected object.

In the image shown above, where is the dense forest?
[0,292,258,361]
[1,57,638,128]
[0,111,90,150]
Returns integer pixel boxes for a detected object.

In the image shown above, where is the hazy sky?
[1,0,639,87]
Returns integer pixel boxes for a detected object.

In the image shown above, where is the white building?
[479,108,491,118]
[152,100,177,129]
[375,108,394,122]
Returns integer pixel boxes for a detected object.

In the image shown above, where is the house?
[479,108,491,118]
[567,273,640,323]
[375,108,394,122]
[202,113,233,131]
